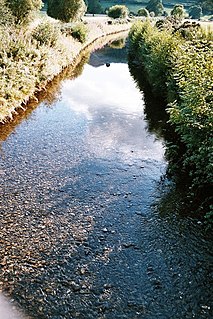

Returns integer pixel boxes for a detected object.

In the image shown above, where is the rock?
[70,281,81,292]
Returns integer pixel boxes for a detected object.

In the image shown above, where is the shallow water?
[0,39,212,319]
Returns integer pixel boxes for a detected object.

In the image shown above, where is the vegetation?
[138,8,150,17]
[86,0,103,14]
[0,0,88,121]
[69,23,88,43]
[146,0,164,16]
[170,4,185,19]
[108,5,129,19]
[32,20,60,46]
[189,5,203,19]
[0,0,15,26]
[199,0,213,14]
[128,19,213,221]
[47,0,87,22]
[5,0,43,24]
[0,0,131,122]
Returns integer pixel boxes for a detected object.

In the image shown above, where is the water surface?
[0,39,212,319]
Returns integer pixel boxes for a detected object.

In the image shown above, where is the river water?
[0,38,212,319]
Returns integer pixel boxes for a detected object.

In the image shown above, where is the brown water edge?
[0,27,130,126]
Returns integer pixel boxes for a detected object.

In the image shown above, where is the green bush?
[47,0,86,23]
[146,0,164,16]
[0,0,15,26]
[5,0,43,24]
[87,0,103,14]
[70,23,88,43]
[138,8,150,17]
[32,21,60,46]
[189,5,203,19]
[108,5,129,19]
[170,4,185,20]
[129,20,181,96]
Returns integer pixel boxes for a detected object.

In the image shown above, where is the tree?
[199,0,213,14]
[138,8,149,17]
[170,4,185,19]
[108,5,129,19]
[86,0,102,14]
[47,0,87,23]
[146,0,164,17]
[189,5,202,19]
[6,0,43,23]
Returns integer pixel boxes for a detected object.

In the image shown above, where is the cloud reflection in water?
[60,63,165,162]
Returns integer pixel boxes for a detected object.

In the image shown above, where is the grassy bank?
[128,19,213,220]
[0,15,131,123]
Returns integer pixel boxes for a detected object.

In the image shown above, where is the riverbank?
[0,15,132,123]
[128,19,213,220]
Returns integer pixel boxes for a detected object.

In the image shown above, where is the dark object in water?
[106,63,110,67]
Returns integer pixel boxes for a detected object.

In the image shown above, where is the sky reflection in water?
[60,63,165,162]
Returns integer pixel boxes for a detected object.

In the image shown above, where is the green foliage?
[189,5,203,19]
[137,8,149,17]
[168,39,213,192]
[199,0,213,14]
[32,20,60,46]
[70,23,88,42]
[129,20,181,96]
[129,20,213,219]
[170,4,185,20]
[108,5,129,19]
[0,0,15,26]
[146,0,164,17]
[47,0,87,23]
[60,22,87,42]
[6,0,43,24]
[87,0,103,14]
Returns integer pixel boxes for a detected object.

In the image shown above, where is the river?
[0,37,212,319]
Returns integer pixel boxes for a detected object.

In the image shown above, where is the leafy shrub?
[170,4,185,20]
[0,0,15,26]
[32,20,60,46]
[129,20,181,96]
[47,0,86,23]
[6,0,43,24]
[189,5,203,19]
[146,0,164,16]
[138,8,150,17]
[108,5,129,19]
[70,23,88,43]
[87,0,103,14]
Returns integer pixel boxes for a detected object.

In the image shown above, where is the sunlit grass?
[0,13,131,123]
